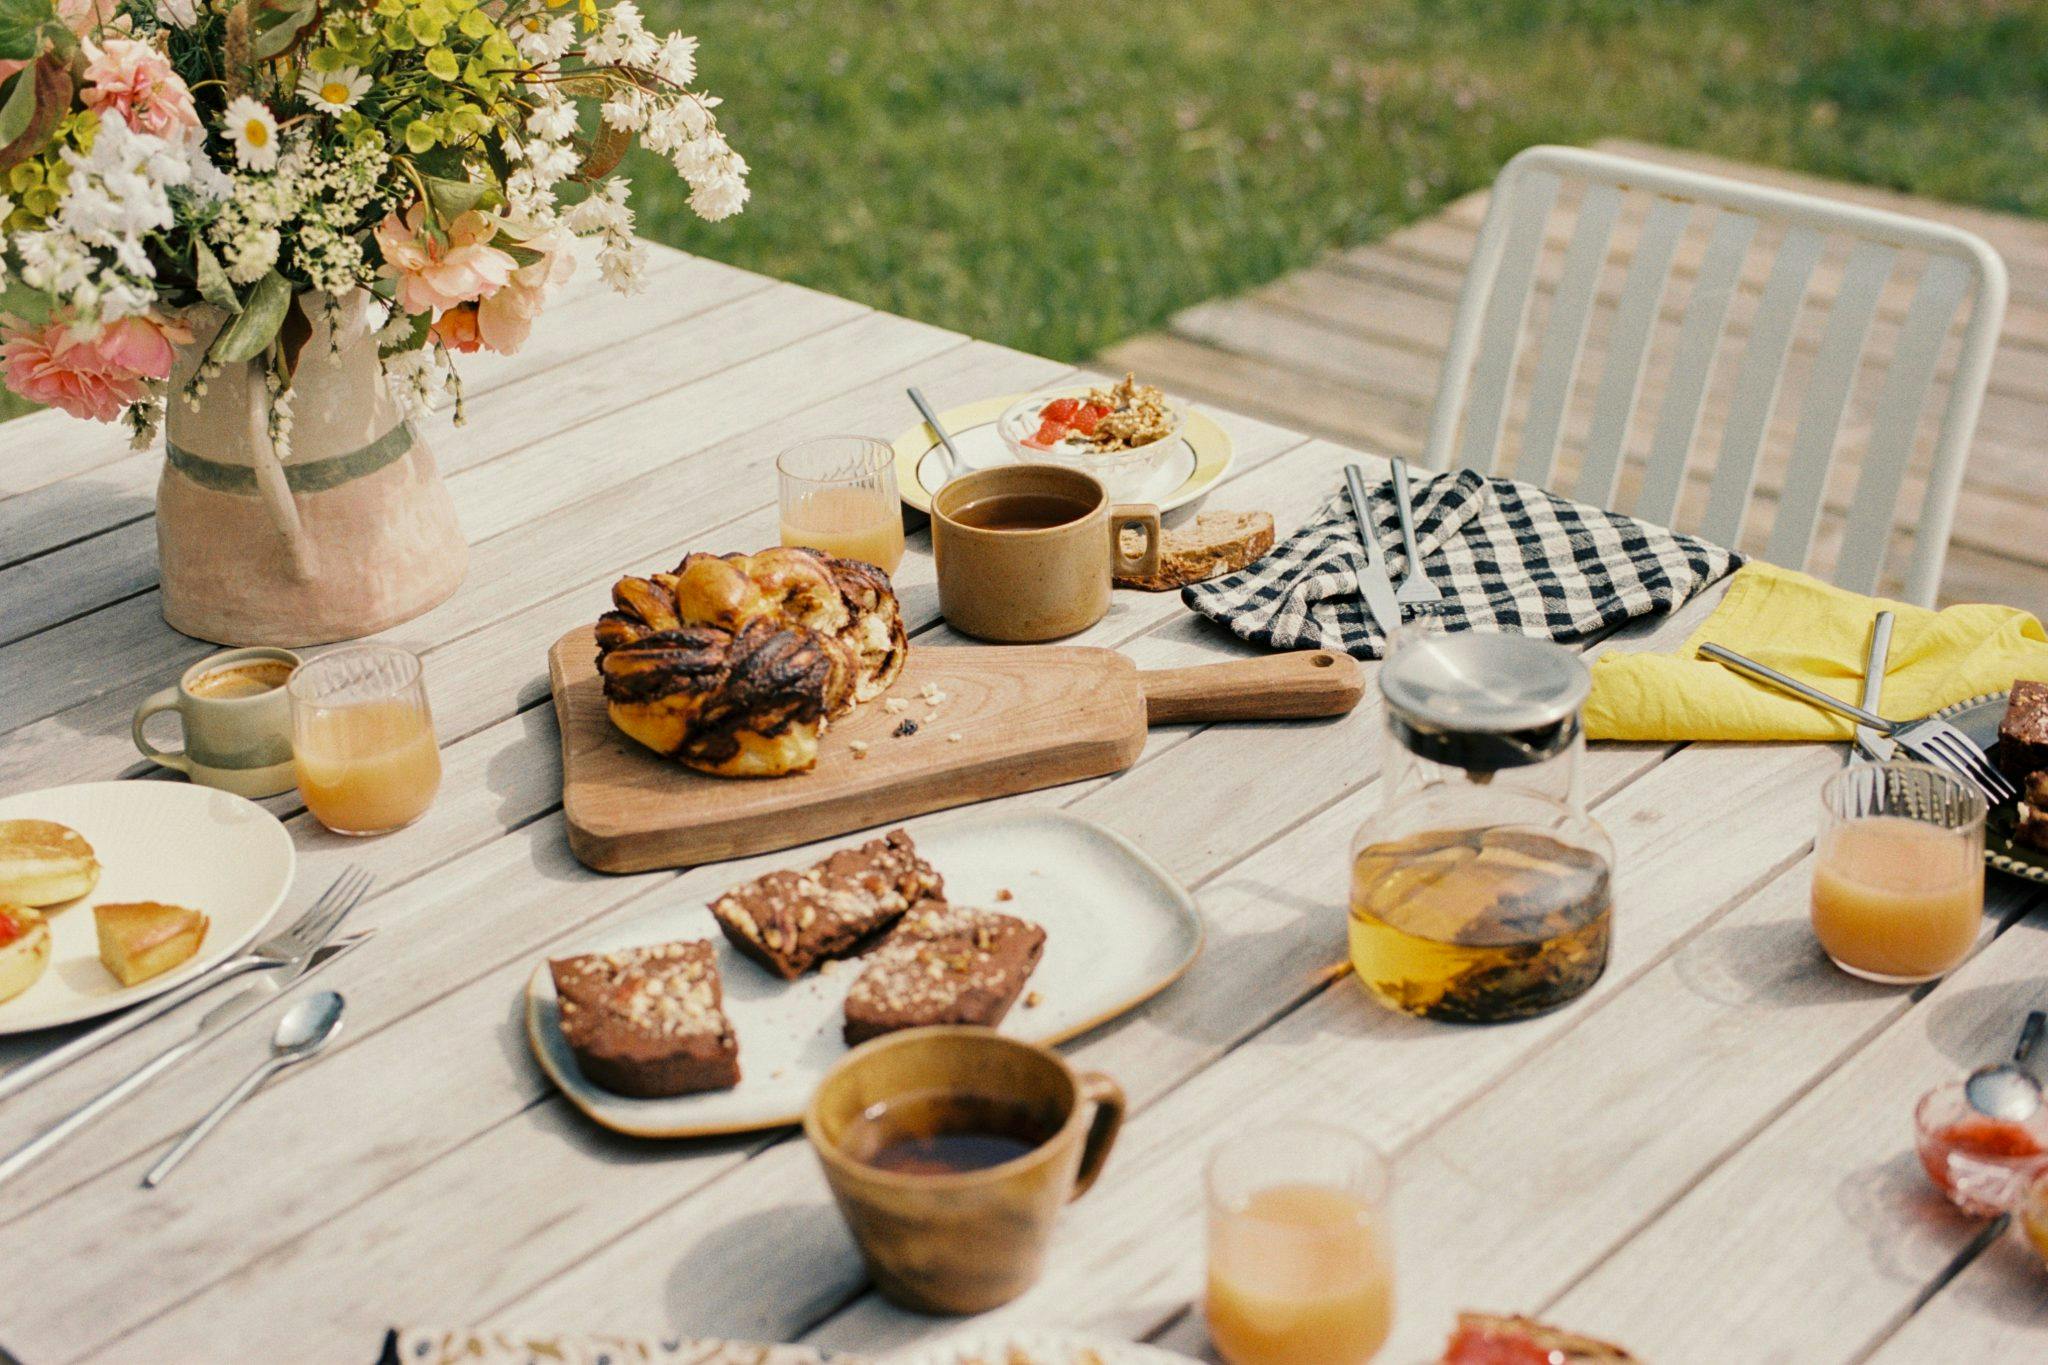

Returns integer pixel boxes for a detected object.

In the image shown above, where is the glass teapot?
[1347,628,1614,1023]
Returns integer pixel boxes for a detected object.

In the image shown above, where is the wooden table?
[1,243,2043,1364]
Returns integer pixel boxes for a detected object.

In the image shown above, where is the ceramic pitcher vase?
[156,292,468,646]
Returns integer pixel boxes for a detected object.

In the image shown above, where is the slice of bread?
[0,819,100,908]
[1115,511,1275,591]
[95,901,209,987]
[0,905,51,1004]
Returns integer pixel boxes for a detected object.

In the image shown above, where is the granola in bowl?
[997,376,1188,497]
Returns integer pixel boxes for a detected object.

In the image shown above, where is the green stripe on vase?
[165,421,417,495]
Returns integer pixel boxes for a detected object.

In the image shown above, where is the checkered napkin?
[1183,468,1741,658]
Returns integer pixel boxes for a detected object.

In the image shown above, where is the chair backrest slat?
[1635,209,1759,525]
[1455,170,1561,476]
[1763,240,1897,572]
[1697,224,1825,547]
[1421,144,2006,605]
[1570,195,1691,507]
[1833,254,1972,593]
[1513,182,1623,483]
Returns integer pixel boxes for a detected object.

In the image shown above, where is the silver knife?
[0,929,373,1189]
[1343,463,1403,637]
[1853,610,1897,764]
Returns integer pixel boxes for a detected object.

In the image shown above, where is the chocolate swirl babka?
[594,547,907,777]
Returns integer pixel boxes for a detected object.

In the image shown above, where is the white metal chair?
[1420,145,2007,605]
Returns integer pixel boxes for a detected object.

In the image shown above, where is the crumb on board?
[919,683,948,706]
[883,697,910,714]
[1024,991,1042,1008]
[947,733,962,743]
[995,887,1014,902]
[893,718,919,738]
[849,740,870,760]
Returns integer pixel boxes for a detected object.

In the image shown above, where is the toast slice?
[1115,511,1274,591]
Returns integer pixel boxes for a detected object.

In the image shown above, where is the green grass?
[630,0,2048,362]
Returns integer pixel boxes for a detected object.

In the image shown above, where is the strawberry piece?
[1041,397,1082,423]
[1068,402,1108,436]
[1026,418,1069,449]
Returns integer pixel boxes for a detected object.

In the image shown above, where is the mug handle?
[1109,504,1161,581]
[1069,1072,1126,1200]
[131,686,192,776]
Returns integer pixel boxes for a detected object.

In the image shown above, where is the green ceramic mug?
[132,647,302,798]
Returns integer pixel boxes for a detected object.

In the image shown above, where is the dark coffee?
[844,1089,1059,1176]
[949,492,1091,532]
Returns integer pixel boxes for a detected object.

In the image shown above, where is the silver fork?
[1701,643,2017,805]
[0,865,372,1103]
[1389,458,1442,607]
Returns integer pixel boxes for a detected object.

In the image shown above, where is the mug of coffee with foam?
[131,647,302,798]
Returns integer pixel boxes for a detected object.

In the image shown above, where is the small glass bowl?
[1913,1081,2048,1216]
[996,385,1186,498]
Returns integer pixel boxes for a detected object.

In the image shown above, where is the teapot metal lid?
[1379,631,1589,771]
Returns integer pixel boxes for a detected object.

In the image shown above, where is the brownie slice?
[842,904,1046,1046]
[549,940,740,1097]
[2017,771,2048,853]
[1997,681,2048,784]
[709,829,943,980]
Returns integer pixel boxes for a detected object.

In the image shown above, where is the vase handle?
[247,375,318,582]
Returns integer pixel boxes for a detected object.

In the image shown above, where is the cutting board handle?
[1141,651,1365,726]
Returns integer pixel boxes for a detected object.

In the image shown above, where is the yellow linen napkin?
[1586,562,2048,742]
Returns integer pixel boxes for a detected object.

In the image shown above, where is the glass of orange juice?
[777,435,905,575]
[1812,761,1985,984]
[288,644,442,837]
[1205,1121,1394,1365]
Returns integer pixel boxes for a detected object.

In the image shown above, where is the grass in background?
[631,0,2048,361]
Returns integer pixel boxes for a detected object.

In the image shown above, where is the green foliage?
[0,0,63,62]
[625,0,2048,363]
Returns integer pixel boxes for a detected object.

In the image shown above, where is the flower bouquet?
[0,0,746,643]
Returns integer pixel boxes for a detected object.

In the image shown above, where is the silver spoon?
[907,386,963,485]
[142,990,346,1188]
[1965,1010,2046,1123]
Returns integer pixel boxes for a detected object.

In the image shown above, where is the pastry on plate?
[709,828,943,980]
[1998,680,2048,786]
[1441,1312,1638,1363]
[0,819,101,907]
[0,905,51,1004]
[94,901,209,987]
[842,903,1046,1045]
[549,939,740,1097]
[596,546,908,776]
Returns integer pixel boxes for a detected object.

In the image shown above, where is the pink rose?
[0,311,190,423]
[374,205,517,315]
[79,37,200,139]
[475,226,575,355]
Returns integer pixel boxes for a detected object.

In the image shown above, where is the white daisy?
[221,96,280,171]
[298,66,370,116]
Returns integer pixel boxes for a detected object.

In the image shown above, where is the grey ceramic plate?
[1933,691,2046,884]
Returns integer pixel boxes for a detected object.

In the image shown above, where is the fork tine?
[275,866,372,953]
[1918,731,2015,804]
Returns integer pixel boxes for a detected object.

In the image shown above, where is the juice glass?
[778,436,905,574]
[1205,1122,1394,1365]
[1812,762,1985,984]
[289,644,442,836]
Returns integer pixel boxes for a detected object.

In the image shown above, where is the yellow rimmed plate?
[892,393,1234,516]
[527,808,1204,1138]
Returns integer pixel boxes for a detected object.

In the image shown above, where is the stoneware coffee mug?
[931,464,1160,642]
[131,647,302,798]
[804,1026,1126,1315]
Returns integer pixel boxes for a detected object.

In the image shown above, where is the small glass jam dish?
[1913,1080,2048,1216]
[996,384,1185,500]
[2020,1169,2048,1267]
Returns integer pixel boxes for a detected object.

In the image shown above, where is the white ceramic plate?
[527,809,1204,1137]
[0,782,296,1034]
[891,394,1235,517]
[879,1331,1202,1364]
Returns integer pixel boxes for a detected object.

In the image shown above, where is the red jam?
[0,911,21,948]
[1024,397,1110,450]
[1920,1116,2048,1195]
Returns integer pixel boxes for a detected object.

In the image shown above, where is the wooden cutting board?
[549,626,1363,873]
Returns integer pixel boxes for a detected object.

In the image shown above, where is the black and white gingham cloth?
[1183,469,1741,658]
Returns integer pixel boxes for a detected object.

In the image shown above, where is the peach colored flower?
[374,205,516,316]
[79,37,199,139]
[0,0,102,85]
[0,312,188,423]
[429,304,483,354]
[475,225,576,355]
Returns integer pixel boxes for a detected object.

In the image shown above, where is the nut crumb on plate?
[995,887,1014,902]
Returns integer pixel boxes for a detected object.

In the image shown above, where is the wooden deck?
[1105,139,2048,619]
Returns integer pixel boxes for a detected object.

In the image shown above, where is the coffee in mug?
[131,647,302,798]
[805,1025,1125,1315]
[931,465,1160,643]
